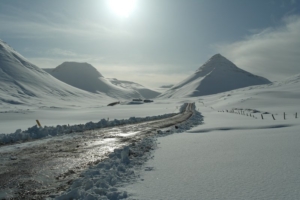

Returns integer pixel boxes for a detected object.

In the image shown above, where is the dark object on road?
[107,101,120,106]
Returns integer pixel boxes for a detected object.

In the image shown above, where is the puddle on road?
[117,131,140,137]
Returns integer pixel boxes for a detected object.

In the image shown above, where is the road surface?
[0,103,194,199]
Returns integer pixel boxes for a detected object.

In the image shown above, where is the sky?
[1,0,300,88]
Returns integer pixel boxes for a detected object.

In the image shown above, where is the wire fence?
[218,109,298,120]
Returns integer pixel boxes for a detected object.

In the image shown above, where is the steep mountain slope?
[0,40,109,106]
[46,63,143,100]
[108,78,160,99]
[159,54,271,98]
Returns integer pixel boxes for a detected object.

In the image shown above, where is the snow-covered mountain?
[201,73,300,114]
[0,40,109,106]
[160,84,174,89]
[155,84,174,93]
[159,54,271,98]
[45,62,143,100]
[108,78,160,99]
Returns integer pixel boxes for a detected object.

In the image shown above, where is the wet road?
[0,103,194,199]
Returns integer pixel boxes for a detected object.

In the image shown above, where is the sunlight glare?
[108,0,137,18]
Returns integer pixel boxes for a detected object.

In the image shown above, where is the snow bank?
[53,103,203,200]
[0,103,189,145]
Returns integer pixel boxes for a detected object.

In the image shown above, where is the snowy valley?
[0,39,300,200]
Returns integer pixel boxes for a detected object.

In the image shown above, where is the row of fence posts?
[261,112,298,120]
[219,110,298,120]
[218,109,257,119]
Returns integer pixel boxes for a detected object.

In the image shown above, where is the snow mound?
[159,54,271,98]
[46,63,143,100]
[0,112,177,145]
[0,40,108,106]
[108,78,160,99]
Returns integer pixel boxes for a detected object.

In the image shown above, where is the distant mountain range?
[159,54,271,98]
[0,39,278,107]
[44,63,160,99]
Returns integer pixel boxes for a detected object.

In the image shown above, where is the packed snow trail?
[0,103,195,200]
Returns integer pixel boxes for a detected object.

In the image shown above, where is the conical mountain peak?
[197,54,238,73]
[159,54,271,98]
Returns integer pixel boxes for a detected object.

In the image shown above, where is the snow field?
[122,104,300,200]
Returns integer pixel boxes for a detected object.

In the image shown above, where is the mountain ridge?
[45,62,159,99]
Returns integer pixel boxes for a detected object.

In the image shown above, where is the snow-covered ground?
[0,100,182,135]
[115,75,300,199]
[122,104,300,200]
[51,73,298,200]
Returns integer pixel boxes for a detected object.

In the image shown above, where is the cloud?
[0,4,129,40]
[28,50,104,70]
[216,15,300,81]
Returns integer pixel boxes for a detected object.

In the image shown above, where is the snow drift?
[159,54,271,98]
[45,62,144,100]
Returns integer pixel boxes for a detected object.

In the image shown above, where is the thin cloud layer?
[217,15,300,81]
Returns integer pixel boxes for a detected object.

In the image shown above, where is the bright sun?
[108,0,136,18]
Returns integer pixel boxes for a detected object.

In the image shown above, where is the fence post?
[36,120,42,128]
[296,112,298,119]
[284,112,286,120]
[272,114,275,120]
[261,114,264,120]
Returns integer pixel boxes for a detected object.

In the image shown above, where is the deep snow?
[123,108,300,200]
